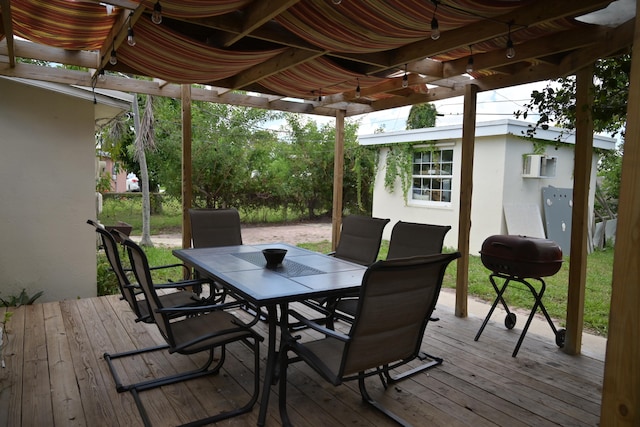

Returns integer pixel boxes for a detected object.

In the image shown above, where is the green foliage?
[383,144,414,204]
[97,253,121,296]
[406,103,438,129]
[514,54,629,205]
[0,289,44,307]
[96,171,112,193]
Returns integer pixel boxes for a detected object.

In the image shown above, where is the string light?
[402,64,409,88]
[98,68,106,82]
[317,89,322,101]
[332,0,342,4]
[109,40,117,65]
[152,1,162,25]
[355,78,361,98]
[430,1,440,40]
[466,45,474,73]
[127,14,136,46]
[506,22,516,59]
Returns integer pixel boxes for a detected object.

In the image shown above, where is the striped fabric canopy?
[0,0,623,110]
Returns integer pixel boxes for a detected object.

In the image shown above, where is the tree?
[406,103,438,129]
[132,95,156,246]
[148,98,281,208]
[514,54,629,208]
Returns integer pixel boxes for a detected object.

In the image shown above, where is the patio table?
[173,242,366,426]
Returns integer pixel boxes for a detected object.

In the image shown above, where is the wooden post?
[564,65,593,355]
[455,83,478,318]
[181,84,192,249]
[331,110,345,251]
[600,2,640,422]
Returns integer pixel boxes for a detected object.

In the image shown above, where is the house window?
[411,148,453,203]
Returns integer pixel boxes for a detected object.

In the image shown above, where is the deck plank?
[21,304,53,426]
[0,306,24,427]
[4,294,605,427]
[43,302,87,426]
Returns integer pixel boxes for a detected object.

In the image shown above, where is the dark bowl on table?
[262,248,287,267]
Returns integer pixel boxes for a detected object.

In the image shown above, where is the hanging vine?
[383,144,414,204]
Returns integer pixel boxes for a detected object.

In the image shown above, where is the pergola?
[0,1,637,423]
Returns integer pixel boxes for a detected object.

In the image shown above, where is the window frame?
[409,143,454,207]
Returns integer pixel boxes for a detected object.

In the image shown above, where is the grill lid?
[480,235,563,278]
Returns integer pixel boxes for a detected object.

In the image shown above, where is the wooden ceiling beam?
[221,0,300,47]
[225,48,324,89]
[365,0,613,76]
[96,4,146,74]
[0,0,15,67]
[442,24,610,78]
[0,38,99,69]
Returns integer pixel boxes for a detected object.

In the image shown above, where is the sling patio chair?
[299,215,390,319]
[331,221,453,381]
[278,252,460,426]
[189,207,264,315]
[188,207,243,249]
[105,233,263,427]
[88,219,209,324]
[333,220,452,319]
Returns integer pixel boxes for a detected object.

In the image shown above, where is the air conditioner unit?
[522,154,556,178]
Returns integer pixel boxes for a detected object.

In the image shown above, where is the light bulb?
[152,2,162,24]
[127,27,136,46]
[98,69,106,82]
[109,49,117,65]
[430,18,440,40]
[332,0,342,4]
[466,57,474,74]
[402,74,409,88]
[355,84,361,98]
[506,39,515,59]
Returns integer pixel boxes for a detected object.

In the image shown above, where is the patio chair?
[188,208,267,316]
[105,234,263,427]
[333,221,452,319]
[331,221,453,381]
[278,252,460,426]
[88,219,208,324]
[330,214,391,265]
[299,215,390,319]
[188,208,243,248]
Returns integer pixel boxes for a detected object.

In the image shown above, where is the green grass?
[98,195,314,235]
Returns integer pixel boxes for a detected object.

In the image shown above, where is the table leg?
[257,304,278,426]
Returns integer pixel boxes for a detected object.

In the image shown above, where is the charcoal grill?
[474,235,566,357]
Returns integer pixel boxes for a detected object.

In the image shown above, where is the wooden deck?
[0,293,604,426]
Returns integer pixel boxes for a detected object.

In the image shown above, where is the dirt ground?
[146,221,333,248]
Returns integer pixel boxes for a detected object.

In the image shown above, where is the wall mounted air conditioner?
[522,154,557,178]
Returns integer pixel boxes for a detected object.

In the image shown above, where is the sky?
[352,81,549,136]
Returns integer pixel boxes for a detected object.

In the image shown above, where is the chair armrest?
[288,309,349,342]
[156,300,246,315]
[325,251,336,257]
[152,278,211,289]
[148,262,188,272]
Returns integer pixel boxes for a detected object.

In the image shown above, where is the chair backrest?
[189,208,243,248]
[386,221,452,260]
[341,252,460,376]
[87,219,141,318]
[334,215,390,266]
[120,235,175,346]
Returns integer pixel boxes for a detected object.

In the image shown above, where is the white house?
[360,119,617,254]
[0,77,131,302]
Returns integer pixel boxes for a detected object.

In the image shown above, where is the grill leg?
[474,275,512,342]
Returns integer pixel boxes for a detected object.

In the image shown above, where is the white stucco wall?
[363,119,614,254]
[0,78,97,302]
